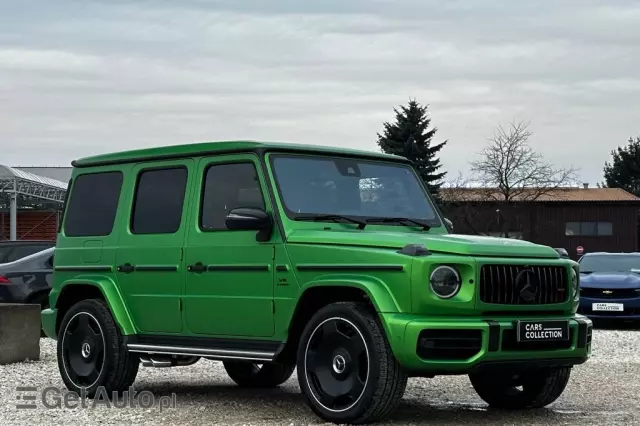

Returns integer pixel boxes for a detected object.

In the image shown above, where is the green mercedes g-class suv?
[43,141,591,424]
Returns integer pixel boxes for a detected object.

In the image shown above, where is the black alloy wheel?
[297,301,407,424]
[61,311,106,388]
[57,299,140,397]
[304,316,369,412]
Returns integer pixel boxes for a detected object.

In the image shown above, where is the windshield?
[579,254,640,273]
[270,154,441,225]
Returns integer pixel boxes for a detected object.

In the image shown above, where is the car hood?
[287,229,560,258]
[580,272,640,289]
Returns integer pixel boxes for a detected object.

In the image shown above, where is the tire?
[296,301,408,424]
[56,298,140,398]
[223,361,295,388]
[469,367,571,409]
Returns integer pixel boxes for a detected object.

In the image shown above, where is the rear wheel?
[57,299,139,397]
[296,301,407,424]
[469,367,571,409]
[223,361,294,387]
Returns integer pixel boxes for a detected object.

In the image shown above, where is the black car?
[0,247,54,335]
[0,240,55,264]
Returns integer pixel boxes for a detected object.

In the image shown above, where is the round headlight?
[430,265,461,299]
[571,268,578,297]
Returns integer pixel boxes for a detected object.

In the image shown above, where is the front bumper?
[578,295,640,320]
[381,313,592,374]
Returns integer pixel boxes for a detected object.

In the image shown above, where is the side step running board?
[127,343,275,362]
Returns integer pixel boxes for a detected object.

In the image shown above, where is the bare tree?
[455,120,580,238]
[439,172,494,236]
[469,120,578,202]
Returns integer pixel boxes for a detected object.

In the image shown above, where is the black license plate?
[516,320,570,342]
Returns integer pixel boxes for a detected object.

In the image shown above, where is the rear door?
[115,159,194,334]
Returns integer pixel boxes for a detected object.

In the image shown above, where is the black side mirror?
[555,248,569,258]
[225,207,273,241]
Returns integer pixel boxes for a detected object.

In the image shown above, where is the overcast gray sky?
[1,0,638,185]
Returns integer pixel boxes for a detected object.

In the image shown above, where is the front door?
[116,159,194,334]
[184,154,276,338]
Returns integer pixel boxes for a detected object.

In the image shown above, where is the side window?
[131,167,188,235]
[200,162,266,231]
[64,171,123,237]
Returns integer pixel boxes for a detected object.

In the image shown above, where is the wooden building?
[439,185,640,260]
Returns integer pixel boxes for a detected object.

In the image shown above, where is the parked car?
[42,141,590,424]
[0,240,55,264]
[0,247,54,335]
[577,252,640,322]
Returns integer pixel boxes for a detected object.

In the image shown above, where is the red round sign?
[576,246,584,255]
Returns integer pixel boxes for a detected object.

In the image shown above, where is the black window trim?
[129,164,190,236]
[62,170,124,238]
[266,152,443,227]
[197,159,268,233]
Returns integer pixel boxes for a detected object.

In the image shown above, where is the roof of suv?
[71,140,408,168]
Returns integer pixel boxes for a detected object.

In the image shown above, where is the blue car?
[577,252,640,321]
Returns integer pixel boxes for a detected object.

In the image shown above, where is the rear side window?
[64,171,123,237]
[130,167,188,234]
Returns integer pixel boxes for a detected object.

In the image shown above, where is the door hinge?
[272,300,275,314]
[180,247,184,261]
[179,299,182,311]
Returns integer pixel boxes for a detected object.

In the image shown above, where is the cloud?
[0,0,638,186]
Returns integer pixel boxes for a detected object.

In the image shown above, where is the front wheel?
[57,299,140,398]
[297,301,408,424]
[469,367,571,409]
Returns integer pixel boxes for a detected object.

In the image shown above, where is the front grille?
[480,264,568,305]
[501,328,574,351]
[416,329,482,361]
[580,287,640,299]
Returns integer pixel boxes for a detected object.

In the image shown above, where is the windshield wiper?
[366,217,431,231]
[295,214,366,230]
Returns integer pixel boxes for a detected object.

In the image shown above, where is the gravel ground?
[1,324,639,425]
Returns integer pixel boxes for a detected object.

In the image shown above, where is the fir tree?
[376,99,448,195]
[603,136,640,197]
